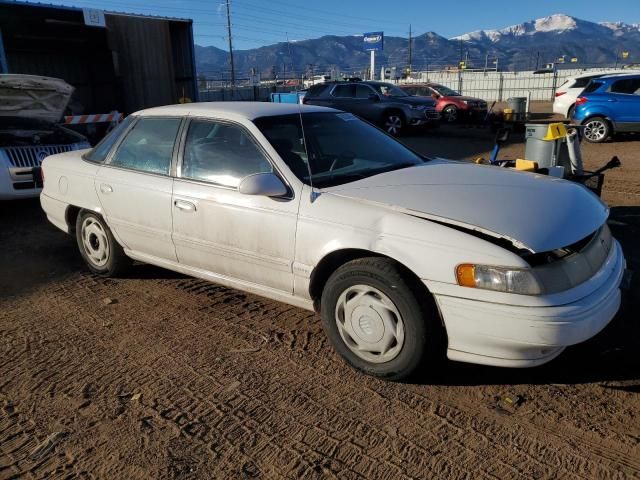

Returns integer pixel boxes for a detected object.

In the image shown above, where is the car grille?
[425,108,441,120]
[467,101,487,109]
[3,145,75,168]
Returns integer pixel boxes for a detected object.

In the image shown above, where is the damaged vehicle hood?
[323,160,608,253]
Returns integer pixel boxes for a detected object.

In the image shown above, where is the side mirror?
[431,93,440,99]
[238,172,288,197]
[368,93,380,102]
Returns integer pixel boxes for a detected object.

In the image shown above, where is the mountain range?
[195,14,640,78]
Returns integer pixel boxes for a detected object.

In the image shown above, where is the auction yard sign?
[363,32,384,51]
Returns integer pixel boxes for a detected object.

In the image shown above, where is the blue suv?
[572,74,640,143]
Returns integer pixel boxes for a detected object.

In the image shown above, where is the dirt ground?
[2,103,640,479]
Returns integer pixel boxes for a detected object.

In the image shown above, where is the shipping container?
[0,1,198,116]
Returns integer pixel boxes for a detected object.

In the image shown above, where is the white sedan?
[40,102,625,380]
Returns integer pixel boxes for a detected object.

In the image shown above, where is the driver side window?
[181,119,272,188]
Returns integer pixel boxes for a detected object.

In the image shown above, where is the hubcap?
[335,285,405,364]
[81,217,110,267]
[584,120,607,141]
[444,107,457,122]
[385,115,402,135]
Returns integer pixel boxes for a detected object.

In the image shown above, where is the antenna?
[297,102,316,202]
[287,32,315,201]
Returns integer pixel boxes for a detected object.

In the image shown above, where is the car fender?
[295,187,526,299]
[40,151,105,229]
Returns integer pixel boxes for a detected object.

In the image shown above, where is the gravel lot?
[2,106,639,479]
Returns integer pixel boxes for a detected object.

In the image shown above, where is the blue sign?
[363,32,384,52]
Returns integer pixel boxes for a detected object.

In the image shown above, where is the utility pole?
[484,54,488,72]
[408,24,412,76]
[535,51,540,70]
[225,0,235,87]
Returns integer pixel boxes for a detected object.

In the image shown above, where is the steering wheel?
[329,151,356,172]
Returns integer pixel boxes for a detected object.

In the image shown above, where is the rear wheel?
[76,210,131,276]
[583,117,610,143]
[320,257,443,381]
[383,112,404,136]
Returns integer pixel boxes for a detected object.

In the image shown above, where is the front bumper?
[0,166,41,200]
[406,109,441,126]
[432,240,625,367]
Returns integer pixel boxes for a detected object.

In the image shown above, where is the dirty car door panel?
[96,116,181,262]
[172,118,298,293]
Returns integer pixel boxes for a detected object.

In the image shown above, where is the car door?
[325,84,360,114]
[96,116,182,262]
[351,84,381,122]
[171,118,299,293]
[609,78,640,127]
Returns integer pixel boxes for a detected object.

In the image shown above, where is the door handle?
[174,199,196,212]
[607,99,618,102]
[100,183,113,193]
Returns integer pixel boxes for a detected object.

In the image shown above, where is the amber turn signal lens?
[456,264,476,288]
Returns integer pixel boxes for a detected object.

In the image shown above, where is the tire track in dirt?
[1,264,639,479]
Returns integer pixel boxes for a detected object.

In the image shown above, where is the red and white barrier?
[64,111,123,125]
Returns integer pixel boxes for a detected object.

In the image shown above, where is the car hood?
[391,96,436,107]
[444,95,485,104]
[322,160,608,253]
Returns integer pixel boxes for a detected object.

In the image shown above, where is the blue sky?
[42,0,640,49]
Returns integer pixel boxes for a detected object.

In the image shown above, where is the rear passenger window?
[84,116,133,162]
[181,120,272,188]
[110,117,181,175]
[610,78,640,95]
[305,84,330,98]
[583,81,603,94]
[332,85,355,97]
[573,76,598,88]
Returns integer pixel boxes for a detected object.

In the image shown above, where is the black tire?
[75,210,131,276]
[583,116,611,143]
[442,105,458,123]
[320,257,444,381]
[382,111,405,136]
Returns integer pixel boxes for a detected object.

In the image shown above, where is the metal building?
[0,1,198,115]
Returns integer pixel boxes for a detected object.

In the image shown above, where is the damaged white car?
[40,103,625,380]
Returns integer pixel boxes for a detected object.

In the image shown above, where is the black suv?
[302,80,440,135]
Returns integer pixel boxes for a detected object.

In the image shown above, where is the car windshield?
[373,84,409,97]
[433,85,461,96]
[254,112,427,188]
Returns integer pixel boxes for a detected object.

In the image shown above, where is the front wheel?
[76,210,131,276]
[383,112,404,136]
[442,105,459,123]
[583,117,611,143]
[320,257,443,381]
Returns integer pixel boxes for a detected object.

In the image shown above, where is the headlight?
[462,100,469,105]
[456,264,543,295]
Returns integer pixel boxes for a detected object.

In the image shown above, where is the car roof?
[135,102,336,120]
[573,70,640,79]
[598,73,640,80]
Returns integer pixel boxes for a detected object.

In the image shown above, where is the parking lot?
[1,111,640,479]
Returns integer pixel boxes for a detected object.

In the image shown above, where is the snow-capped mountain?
[195,13,640,76]
[452,14,615,42]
